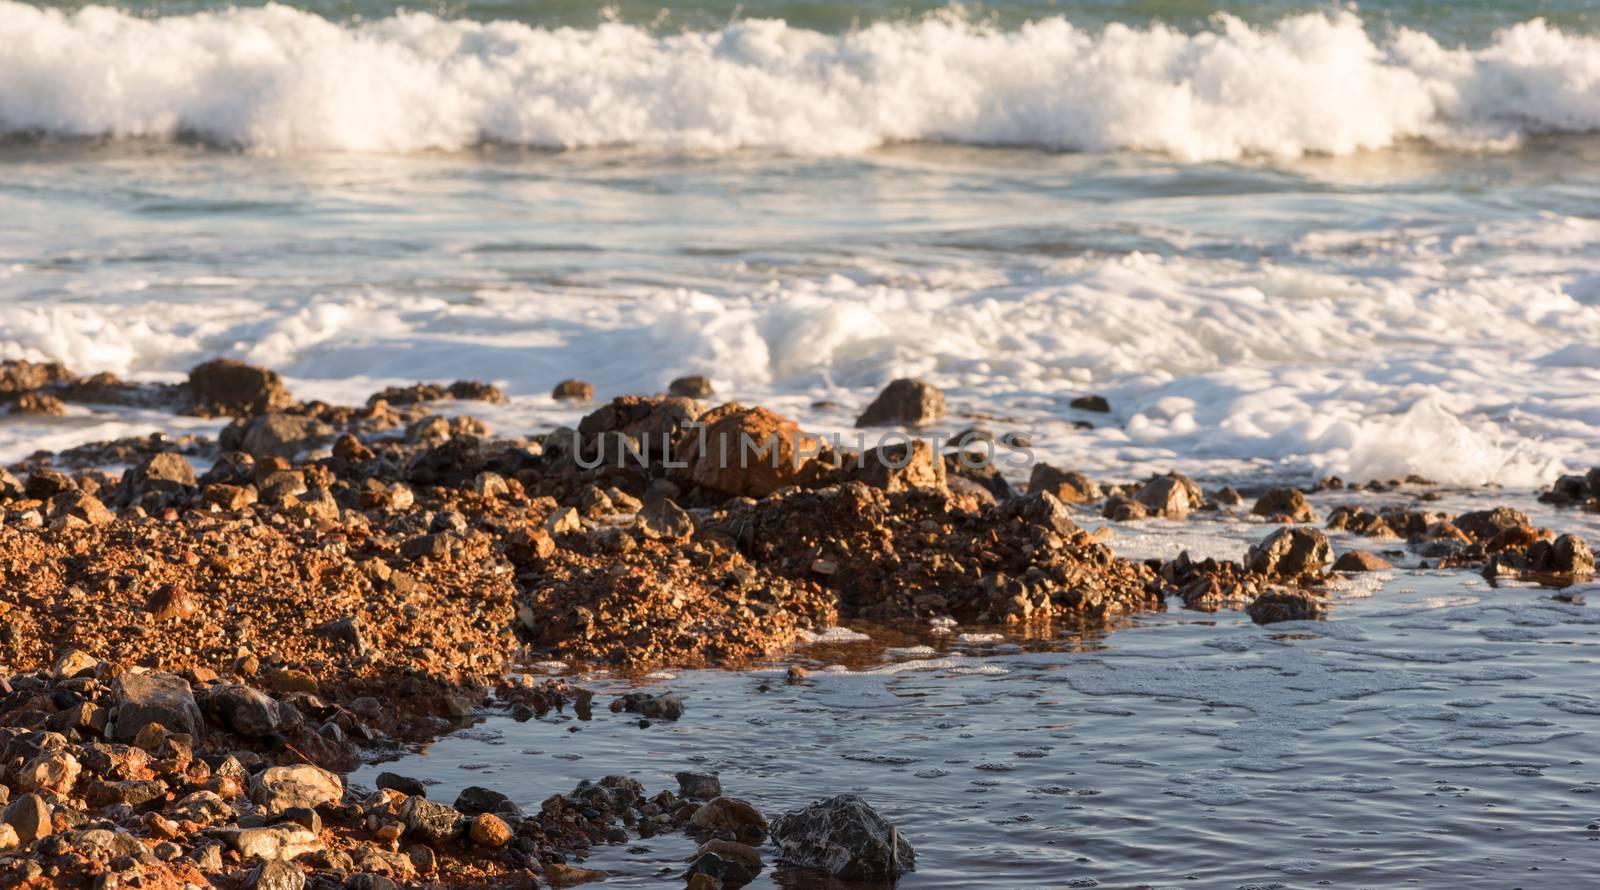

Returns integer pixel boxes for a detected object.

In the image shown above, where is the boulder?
[1245,527,1332,579]
[244,858,305,890]
[187,359,295,417]
[454,786,510,815]
[681,405,820,498]
[207,684,282,737]
[849,439,945,492]
[469,813,512,848]
[669,375,715,398]
[1251,487,1315,523]
[688,797,767,840]
[638,498,694,540]
[769,794,915,881]
[249,765,343,816]
[855,379,945,427]
[2,793,51,844]
[1027,463,1101,502]
[1331,551,1392,573]
[113,672,203,741]
[676,772,722,801]
[229,414,334,460]
[1454,507,1530,543]
[1552,533,1595,575]
[1247,588,1324,624]
[551,379,594,402]
[399,796,465,845]
[124,452,197,496]
[1134,473,1202,519]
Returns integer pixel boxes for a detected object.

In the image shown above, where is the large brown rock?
[681,405,820,498]
[1252,487,1315,523]
[1245,527,1332,579]
[1134,472,1202,519]
[187,359,294,417]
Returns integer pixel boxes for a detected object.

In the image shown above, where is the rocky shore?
[0,358,1593,889]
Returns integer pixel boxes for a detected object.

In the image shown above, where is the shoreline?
[0,356,1595,888]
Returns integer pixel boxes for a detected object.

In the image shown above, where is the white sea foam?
[4,6,1600,158]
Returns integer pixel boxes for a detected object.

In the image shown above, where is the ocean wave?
[3,4,1600,158]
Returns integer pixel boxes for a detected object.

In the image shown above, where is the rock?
[682,405,821,498]
[145,583,198,622]
[245,858,306,890]
[0,824,16,852]
[26,468,76,500]
[688,797,767,840]
[468,813,512,848]
[638,498,694,540]
[1247,588,1324,624]
[544,863,606,886]
[188,358,295,417]
[249,765,343,816]
[1251,487,1315,523]
[676,771,722,801]
[669,375,715,398]
[400,796,465,845]
[1133,473,1202,519]
[551,379,595,402]
[1454,506,1530,543]
[1331,551,1392,572]
[1070,394,1111,413]
[855,378,945,427]
[113,671,203,741]
[2,793,51,844]
[17,750,80,794]
[232,414,334,460]
[125,452,197,496]
[545,507,583,535]
[230,825,322,861]
[769,794,915,881]
[1553,534,1595,575]
[50,490,114,527]
[203,479,258,510]
[51,648,99,680]
[375,773,428,798]
[1027,463,1101,502]
[208,684,282,737]
[454,786,510,815]
[1245,527,1332,579]
[850,439,945,492]
[1213,485,1244,506]
[611,692,684,720]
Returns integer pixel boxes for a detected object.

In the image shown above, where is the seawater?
[353,495,1600,888]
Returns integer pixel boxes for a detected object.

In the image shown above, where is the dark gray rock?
[769,794,914,881]
[675,772,722,801]
[207,684,281,738]
[453,786,509,816]
[112,672,202,741]
[244,857,305,890]
[399,796,464,845]
[854,378,945,427]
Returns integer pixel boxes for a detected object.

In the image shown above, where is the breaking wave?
[4,4,1600,158]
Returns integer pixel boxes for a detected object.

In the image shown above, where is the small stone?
[145,583,198,622]
[687,797,767,840]
[1070,394,1111,413]
[855,378,945,427]
[454,786,510,815]
[545,507,583,535]
[1133,473,1201,520]
[1553,533,1595,575]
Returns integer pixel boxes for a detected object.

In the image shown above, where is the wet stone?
[769,794,915,881]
